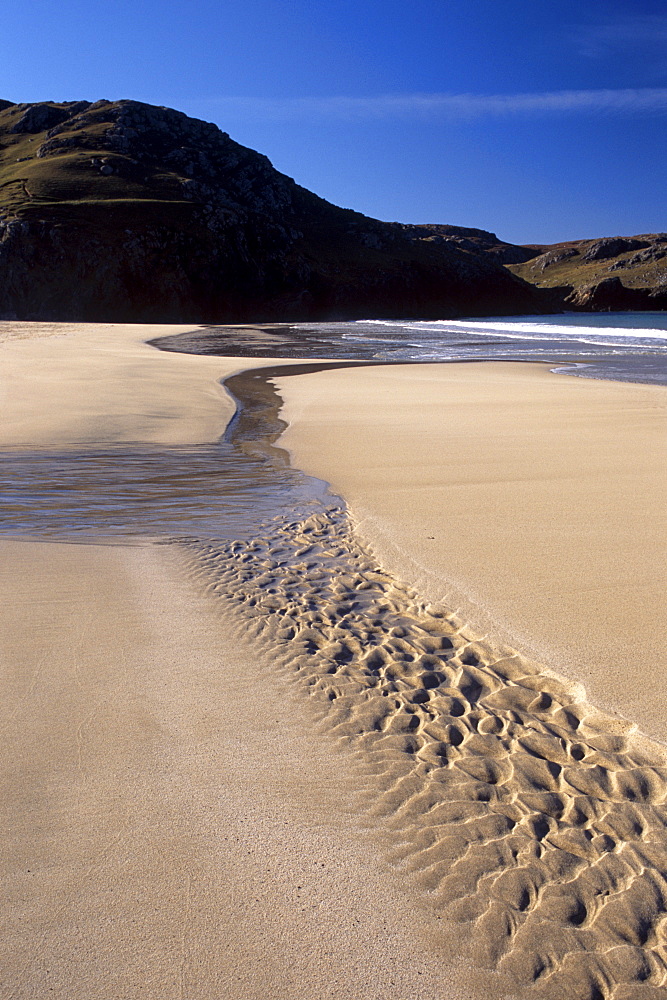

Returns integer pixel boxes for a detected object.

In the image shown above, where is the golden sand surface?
[3,324,667,999]
[277,361,667,743]
[0,321,240,448]
[1,538,484,999]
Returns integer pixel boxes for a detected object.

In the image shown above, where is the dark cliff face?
[0,99,546,322]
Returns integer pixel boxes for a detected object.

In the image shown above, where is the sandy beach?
[0,323,487,999]
[2,322,667,999]
[278,361,667,743]
[2,537,488,1000]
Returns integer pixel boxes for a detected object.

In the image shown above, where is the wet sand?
[277,361,667,743]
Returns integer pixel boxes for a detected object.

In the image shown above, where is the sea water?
[157,312,667,386]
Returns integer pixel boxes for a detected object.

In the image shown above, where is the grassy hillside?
[509,234,667,309]
[0,100,200,208]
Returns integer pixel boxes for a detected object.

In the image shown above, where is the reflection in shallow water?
[0,366,340,541]
[0,445,331,540]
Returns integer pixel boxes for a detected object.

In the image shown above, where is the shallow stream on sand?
[0,363,347,541]
[3,311,664,540]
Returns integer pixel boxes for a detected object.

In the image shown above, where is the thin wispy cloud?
[204,89,667,122]
[574,15,667,57]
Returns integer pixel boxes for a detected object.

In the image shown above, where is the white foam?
[361,318,667,342]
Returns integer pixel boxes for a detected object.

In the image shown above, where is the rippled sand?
[187,504,667,1000]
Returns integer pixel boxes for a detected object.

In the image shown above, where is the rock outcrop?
[510,234,667,311]
[565,275,667,311]
[392,224,540,265]
[0,99,546,322]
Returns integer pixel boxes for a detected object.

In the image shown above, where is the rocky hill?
[401,226,667,310]
[508,234,667,311]
[395,224,539,265]
[0,99,547,322]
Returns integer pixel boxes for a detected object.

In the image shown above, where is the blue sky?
[2,0,666,243]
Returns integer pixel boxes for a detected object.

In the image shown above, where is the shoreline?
[1,320,665,752]
[151,312,667,390]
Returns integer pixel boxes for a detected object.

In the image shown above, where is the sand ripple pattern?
[184,508,667,999]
